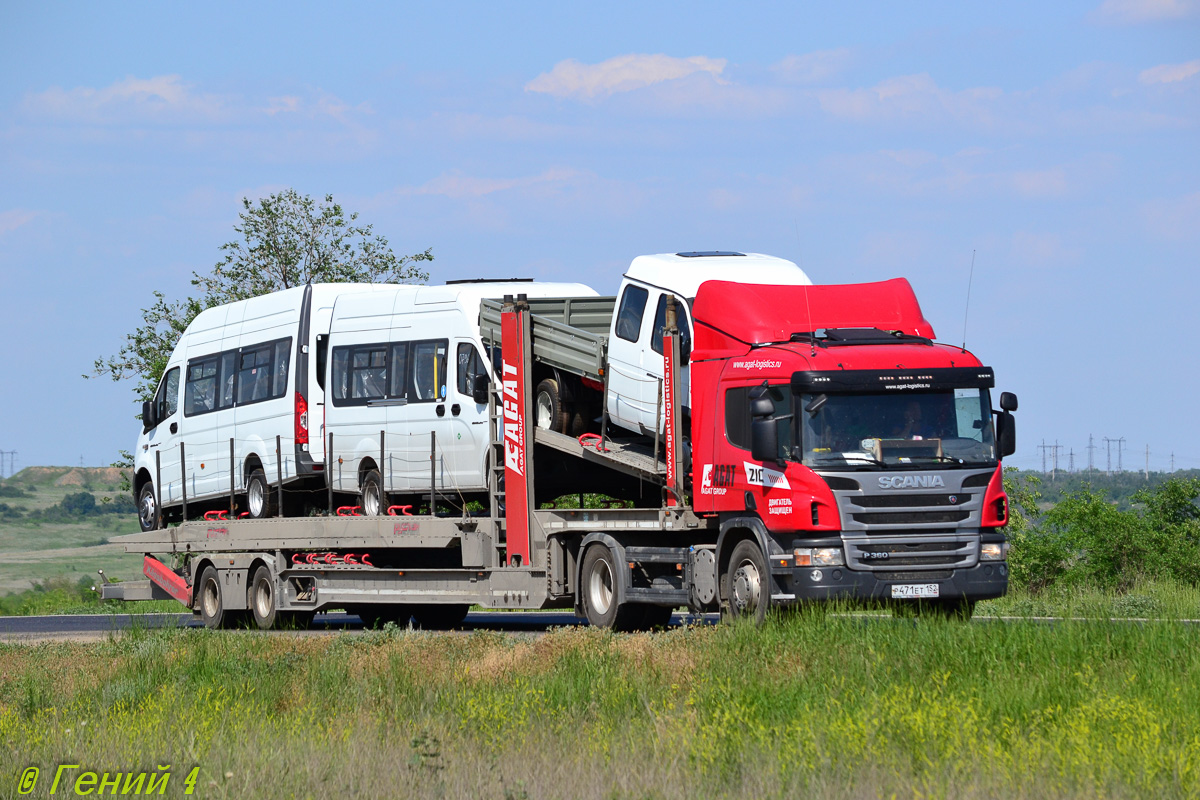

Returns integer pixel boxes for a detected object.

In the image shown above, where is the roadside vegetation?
[3,614,1199,799]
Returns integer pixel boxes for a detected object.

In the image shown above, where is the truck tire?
[137,482,159,532]
[250,565,278,630]
[580,544,643,631]
[636,604,674,630]
[198,566,230,629]
[535,379,570,433]
[410,603,469,630]
[246,468,276,519]
[360,469,384,516]
[723,539,769,624]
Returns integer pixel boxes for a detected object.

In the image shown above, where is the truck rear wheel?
[356,604,412,628]
[581,544,643,631]
[246,468,276,519]
[723,540,769,624]
[250,565,278,629]
[137,482,159,532]
[198,566,232,629]
[535,379,570,433]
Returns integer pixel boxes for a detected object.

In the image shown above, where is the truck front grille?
[851,510,972,525]
[845,537,978,572]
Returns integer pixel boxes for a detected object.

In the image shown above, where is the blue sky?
[1,1,1197,474]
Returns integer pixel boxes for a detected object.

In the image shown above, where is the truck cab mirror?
[996,411,1016,457]
[471,374,490,405]
[1000,391,1018,412]
[804,393,828,415]
[750,417,779,463]
[141,401,155,433]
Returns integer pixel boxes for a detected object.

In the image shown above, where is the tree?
[91,189,432,403]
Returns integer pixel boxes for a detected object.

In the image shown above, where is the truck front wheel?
[723,540,769,624]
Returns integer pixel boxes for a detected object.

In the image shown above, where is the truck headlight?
[980,542,1008,561]
[795,547,845,567]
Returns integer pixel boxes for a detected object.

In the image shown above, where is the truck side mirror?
[471,374,490,405]
[749,395,774,418]
[1000,391,1018,412]
[142,400,155,433]
[750,417,779,463]
[996,411,1016,457]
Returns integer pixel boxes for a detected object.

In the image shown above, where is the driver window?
[615,285,649,342]
[156,367,180,422]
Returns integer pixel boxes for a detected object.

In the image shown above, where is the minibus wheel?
[360,469,384,516]
[137,482,159,531]
[246,468,276,519]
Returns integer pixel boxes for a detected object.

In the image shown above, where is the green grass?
[2,616,1199,798]
[979,577,1200,620]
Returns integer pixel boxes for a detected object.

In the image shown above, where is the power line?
[1087,434,1096,472]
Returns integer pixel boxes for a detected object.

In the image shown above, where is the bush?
[1008,478,1200,593]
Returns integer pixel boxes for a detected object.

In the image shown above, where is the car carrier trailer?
[103,278,1017,629]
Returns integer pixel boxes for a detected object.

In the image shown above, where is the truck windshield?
[798,388,996,468]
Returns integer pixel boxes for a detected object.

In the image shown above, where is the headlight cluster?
[794,547,845,567]
[980,542,1009,561]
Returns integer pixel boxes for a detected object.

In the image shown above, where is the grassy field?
[0,468,147,597]
[2,614,1198,799]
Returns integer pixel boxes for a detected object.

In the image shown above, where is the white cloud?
[1093,0,1199,23]
[0,209,37,236]
[1010,232,1083,266]
[772,49,853,84]
[1011,167,1069,197]
[816,73,1005,129]
[1144,192,1200,239]
[410,168,586,200]
[525,54,727,99]
[1139,60,1200,84]
[23,74,226,122]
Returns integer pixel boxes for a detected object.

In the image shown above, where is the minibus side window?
[238,344,274,405]
[184,357,219,416]
[411,340,448,402]
[389,343,409,400]
[350,347,388,401]
[218,351,237,409]
[272,339,291,398]
[456,344,487,396]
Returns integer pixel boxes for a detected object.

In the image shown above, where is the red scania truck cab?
[687,278,1017,613]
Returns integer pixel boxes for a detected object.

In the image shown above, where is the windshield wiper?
[904,454,964,464]
[809,453,887,467]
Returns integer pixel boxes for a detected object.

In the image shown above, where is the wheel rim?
[139,490,157,529]
[363,480,380,516]
[202,577,220,619]
[731,558,762,614]
[535,391,553,430]
[254,578,273,619]
[248,478,264,516]
[588,556,614,615]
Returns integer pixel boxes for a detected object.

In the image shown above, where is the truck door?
[606,282,652,434]
[145,366,182,506]
[401,338,452,495]
[448,340,490,491]
[645,293,693,434]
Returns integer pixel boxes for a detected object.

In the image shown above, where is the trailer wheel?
[410,603,469,630]
[250,566,279,630]
[360,469,384,516]
[198,566,228,629]
[581,545,642,631]
[535,379,570,433]
[137,482,159,532]
[723,540,769,624]
[246,468,276,519]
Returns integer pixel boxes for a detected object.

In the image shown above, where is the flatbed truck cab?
[688,278,1017,616]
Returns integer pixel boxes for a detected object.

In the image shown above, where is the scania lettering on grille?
[877,475,945,489]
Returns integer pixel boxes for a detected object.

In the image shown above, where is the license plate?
[891,583,940,599]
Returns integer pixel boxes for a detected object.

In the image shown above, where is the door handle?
[436,404,446,417]
[170,422,178,434]
[451,404,461,416]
